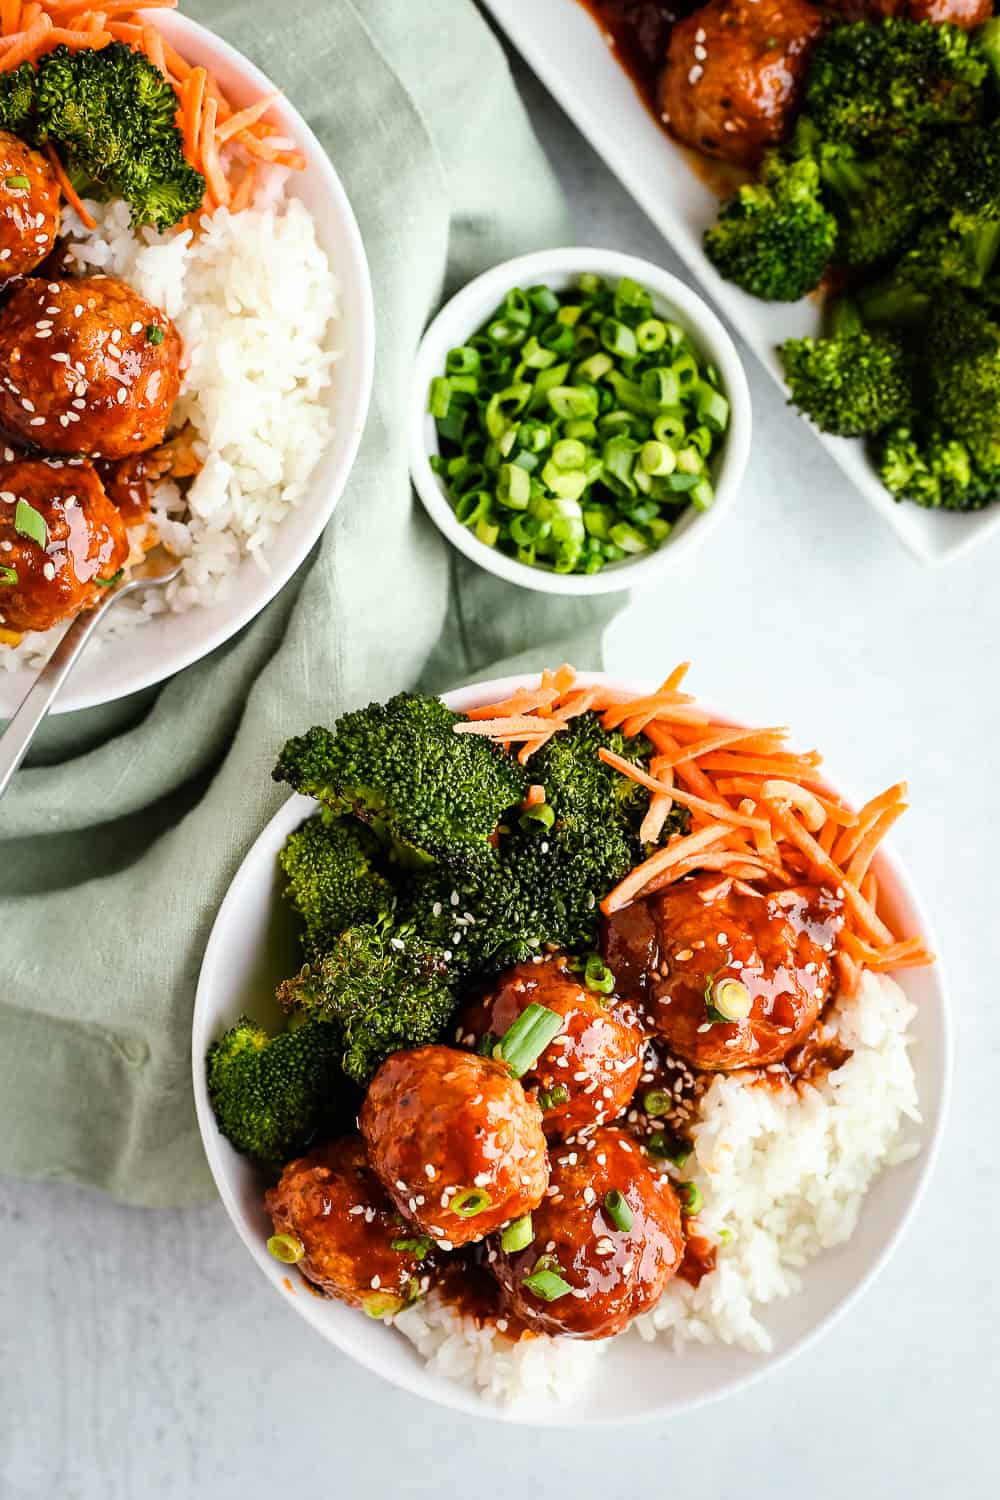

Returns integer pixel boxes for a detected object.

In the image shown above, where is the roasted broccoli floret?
[279,813,393,959]
[779,300,912,438]
[277,919,456,1085]
[804,20,987,150]
[206,1017,342,1163]
[32,44,204,229]
[0,63,37,136]
[273,693,526,871]
[880,424,1000,511]
[813,139,929,270]
[926,291,1000,444]
[703,151,837,302]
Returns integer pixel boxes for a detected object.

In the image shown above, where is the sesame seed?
[424,1163,436,1179]
[21,399,33,412]
[694,43,706,60]
[43,562,55,581]
[29,416,44,426]
[370,1275,381,1289]
[688,63,703,84]
[129,321,142,334]
[35,330,51,339]
[73,305,83,318]
[0,250,10,261]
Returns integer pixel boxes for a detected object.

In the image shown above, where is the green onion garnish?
[603,1189,634,1233]
[4,175,29,189]
[538,1083,569,1112]
[705,975,752,1024]
[500,1214,533,1253]
[643,1088,672,1117]
[497,1002,563,1078]
[678,1181,703,1216]
[266,1232,304,1264]
[0,564,17,586]
[390,1236,433,1259]
[647,1131,690,1168]
[522,1267,572,1302]
[519,801,555,832]
[362,1292,405,1319]
[14,498,47,549]
[476,1030,499,1058]
[428,273,727,577]
[584,955,614,996]
[94,569,124,588]
[146,324,165,345]
[450,1186,492,1218]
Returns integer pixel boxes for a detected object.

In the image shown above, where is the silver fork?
[0,547,182,798]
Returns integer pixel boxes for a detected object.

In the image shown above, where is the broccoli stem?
[976,17,1000,87]
[857,278,931,328]
[827,298,864,339]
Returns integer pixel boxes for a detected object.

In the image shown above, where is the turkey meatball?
[0,275,181,458]
[659,0,826,166]
[0,457,127,634]
[265,1137,431,1312]
[621,875,844,1070]
[457,956,645,1137]
[493,1126,684,1339]
[0,131,61,279]
[360,1045,549,1249]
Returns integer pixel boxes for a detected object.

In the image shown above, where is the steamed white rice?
[1,170,339,672]
[395,972,920,1408]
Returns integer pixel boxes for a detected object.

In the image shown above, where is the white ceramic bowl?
[409,248,751,595]
[192,672,951,1426]
[0,10,374,717]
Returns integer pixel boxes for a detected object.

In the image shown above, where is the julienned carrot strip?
[597,747,770,832]
[467,686,560,721]
[766,801,893,946]
[832,783,908,864]
[634,725,790,773]
[835,951,862,996]
[861,870,877,908]
[234,130,305,167]
[46,0,172,12]
[141,22,166,73]
[42,24,111,47]
[183,66,207,164]
[517,731,557,765]
[228,161,257,214]
[551,688,598,722]
[199,95,229,207]
[694,753,827,784]
[0,11,50,68]
[0,0,20,35]
[639,755,674,845]
[44,141,96,226]
[19,0,38,23]
[601,694,708,732]
[215,89,281,145]
[845,802,907,886]
[602,822,734,914]
[664,662,690,691]
[819,819,837,855]
[523,785,546,808]
[644,722,718,802]
[455,714,565,737]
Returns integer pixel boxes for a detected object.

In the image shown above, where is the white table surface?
[3,33,998,1500]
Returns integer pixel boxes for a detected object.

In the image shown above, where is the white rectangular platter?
[483,0,1000,566]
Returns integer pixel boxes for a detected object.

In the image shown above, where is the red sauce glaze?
[456,955,645,1138]
[265,1137,432,1310]
[97,454,156,526]
[0,131,61,280]
[0,275,181,459]
[0,457,127,632]
[677,1229,717,1287]
[360,1045,549,1248]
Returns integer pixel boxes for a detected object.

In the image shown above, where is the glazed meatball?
[0,275,181,458]
[360,1045,549,1249]
[0,131,61,279]
[457,956,645,1137]
[625,875,844,1070]
[265,1138,431,1311]
[493,1126,684,1339]
[659,0,826,166]
[0,457,127,634]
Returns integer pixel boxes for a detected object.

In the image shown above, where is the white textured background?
[2,38,997,1500]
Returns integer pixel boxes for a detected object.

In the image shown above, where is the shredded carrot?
[523,785,546,808]
[845,802,908,887]
[598,748,770,833]
[0,0,20,33]
[228,160,257,214]
[44,141,96,226]
[602,822,734,914]
[141,21,166,74]
[0,12,51,68]
[198,95,229,208]
[467,686,560,722]
[215,89,281,146]
[664,661,691,691]
[455,714,565,738]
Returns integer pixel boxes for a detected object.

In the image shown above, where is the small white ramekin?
[410,246,751,595]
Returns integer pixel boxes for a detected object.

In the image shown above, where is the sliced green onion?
[643,1088,672,1117]
[678,1181,703,1216]
[718,1229,734,1245]
[538,1083,569,1111]
[14,499,47,548]
[146,324,164,345]
[705,976,752,1024]
[584,955,614,995]
[519,801,555,832]
[429,376,451,419]
[648,1131,690,1168]
[498,1002,563,1077]
[5,175,29,189]
[94,569,124,588]
[446,345,480,376]
[363,1292,406,1319]
[603,1189,634,1233]
[522,1267,572,1302]
[497,462,531,510]
[267,1233,304,1264]
[501,1214,533,1253]
[390,1236,433,1258]
[0,564,17,585]
[450,1186,492,1218]
[476,1030,499,1058]
[636,317,666,352]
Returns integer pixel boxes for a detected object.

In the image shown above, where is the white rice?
[395,972,920,1408]
[1,172,339,672]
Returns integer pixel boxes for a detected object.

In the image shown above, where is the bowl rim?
[409,247,752,596]
[10,8,375,715]
[192,671,953,1426]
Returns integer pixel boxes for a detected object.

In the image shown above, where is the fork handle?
[0,590,119,798]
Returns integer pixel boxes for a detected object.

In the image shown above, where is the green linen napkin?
[0,0,621,1205]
